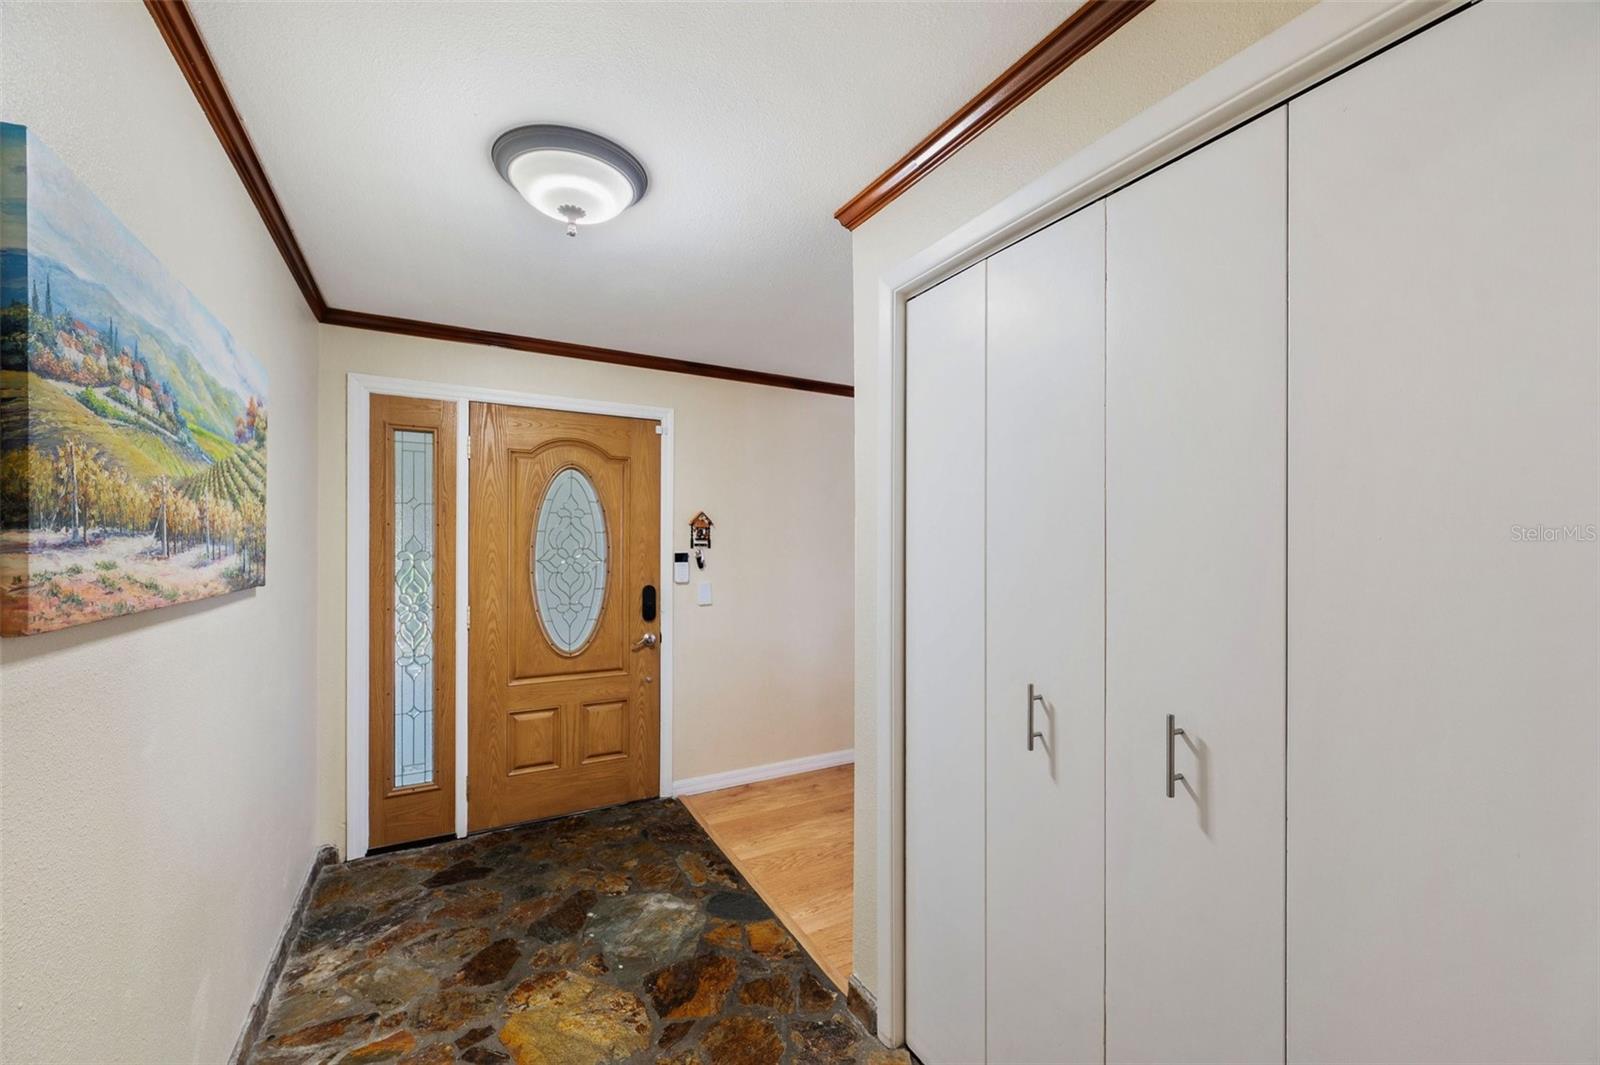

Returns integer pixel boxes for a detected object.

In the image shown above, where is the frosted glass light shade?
[506,149,636,226]
[492,125,649,230]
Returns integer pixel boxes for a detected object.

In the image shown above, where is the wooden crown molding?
[145,0,327,319]
[323,309,855,397]
[833,0,1153,231]
[144,0,853,397]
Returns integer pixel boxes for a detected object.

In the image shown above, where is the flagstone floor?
[246,799,906,1065]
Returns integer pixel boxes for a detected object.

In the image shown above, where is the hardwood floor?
[680,764,853,989]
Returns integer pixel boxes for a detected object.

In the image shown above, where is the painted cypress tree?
[60,438,85,544]
[149,476,175,557]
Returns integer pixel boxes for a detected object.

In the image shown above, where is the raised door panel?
[905,262,987,1064]
[1287,4,1599,1060]
[1105,108,1287,1064]
[985,203,1106,1064]
[580,700,628,764]
[508,707,559,774]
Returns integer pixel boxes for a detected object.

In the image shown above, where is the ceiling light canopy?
[492,125,648,237]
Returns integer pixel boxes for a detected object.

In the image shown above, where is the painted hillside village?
[1,123,269,635]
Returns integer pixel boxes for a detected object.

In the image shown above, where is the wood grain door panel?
[580,700,629,764]
[507,707,560,774]
[469,403,660,831]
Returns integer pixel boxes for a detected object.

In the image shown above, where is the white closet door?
[986,204,1106,1064]
[1105,109,1287,1063]
[905,262,987,1064]
[1287,3,1599,1061]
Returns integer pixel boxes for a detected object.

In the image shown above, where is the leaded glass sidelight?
[393,430,435,789]
[532,467,609,654]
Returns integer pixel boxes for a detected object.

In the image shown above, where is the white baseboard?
[671,748,854,797]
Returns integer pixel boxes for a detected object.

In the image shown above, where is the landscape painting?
[0,123,268,635]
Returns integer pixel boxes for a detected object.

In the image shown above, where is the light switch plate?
[696,582,713,606]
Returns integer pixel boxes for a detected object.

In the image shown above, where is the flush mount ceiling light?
[492,124,649,238]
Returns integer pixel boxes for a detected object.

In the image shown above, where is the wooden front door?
[468,402,661,830]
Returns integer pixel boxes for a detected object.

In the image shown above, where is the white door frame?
[869,0,1460,1045]
[346,371,676,860]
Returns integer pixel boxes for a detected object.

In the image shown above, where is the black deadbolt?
[641,584,657,622]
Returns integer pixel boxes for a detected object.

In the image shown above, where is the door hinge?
[466,605,471,630]
[465,775,470,801]
[465,434,471,460]
[655,423,665,436]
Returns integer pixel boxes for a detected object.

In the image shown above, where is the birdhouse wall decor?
[689,511,714,549]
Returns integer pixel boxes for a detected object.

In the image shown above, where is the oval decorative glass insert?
[531,467,609,653]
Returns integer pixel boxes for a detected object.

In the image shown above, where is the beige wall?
[315,328,854,847]
[0,3,322,1062]
[849,0,1315,999]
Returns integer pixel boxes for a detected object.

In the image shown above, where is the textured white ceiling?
[189,1,1073,385]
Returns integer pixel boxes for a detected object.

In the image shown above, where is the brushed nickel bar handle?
[1028,683,1047,752]
[1167,713,1186,798]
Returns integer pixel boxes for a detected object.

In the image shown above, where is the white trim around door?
[866,0,1462,1046]
[346,372,676,860]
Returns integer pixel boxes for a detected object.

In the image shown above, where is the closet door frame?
[871,0,1461,1045]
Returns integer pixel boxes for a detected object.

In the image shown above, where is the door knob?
[632,632,659,651]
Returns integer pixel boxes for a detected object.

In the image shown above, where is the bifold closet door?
[986,203,1106,1063]
[1287,3,1599,1060]
[905,262,987,1063]
[1105,109,1287,1063]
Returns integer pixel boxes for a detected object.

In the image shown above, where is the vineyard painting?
[0,123,269,635]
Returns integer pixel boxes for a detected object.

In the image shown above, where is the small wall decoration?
[0,123,270,635]
[688,511,713,550]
